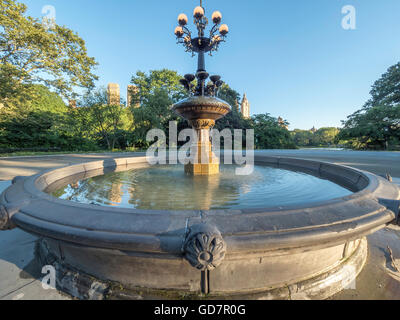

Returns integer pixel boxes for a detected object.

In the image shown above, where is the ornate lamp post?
[172,1,232,176]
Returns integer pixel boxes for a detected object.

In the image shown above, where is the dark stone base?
[35,237,368,300]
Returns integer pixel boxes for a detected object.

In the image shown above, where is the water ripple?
[52,165,352,211]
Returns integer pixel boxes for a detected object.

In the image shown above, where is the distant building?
[240,93,250,119]
[127,85,140,108]
[278,116,288,130]
[310,126,317,133]
[107,83,120,105]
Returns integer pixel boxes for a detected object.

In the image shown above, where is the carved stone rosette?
[183,223,227,271]
[0,205,11,230]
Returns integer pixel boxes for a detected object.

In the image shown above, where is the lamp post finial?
[174,0,228,96]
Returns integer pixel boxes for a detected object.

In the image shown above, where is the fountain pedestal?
[172,96,231,176]
[185,125,220,176]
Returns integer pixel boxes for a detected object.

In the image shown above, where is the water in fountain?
[51,164,352,211]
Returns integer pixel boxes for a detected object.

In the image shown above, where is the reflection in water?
[52,165,352,211]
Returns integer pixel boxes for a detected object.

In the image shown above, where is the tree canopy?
[0,0,98,109]
[0,84,87,150]
[77,88,131,150]
[339,61,400,150]
[0,64,298,152]
[337,105,400,150]
[365,62,400,108]
[130,69,187,105]
[252,114,295,149]
[214,84,252,131]
[291,127,339,147]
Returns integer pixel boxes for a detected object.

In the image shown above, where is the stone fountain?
[0,3,399,301]
[172,5,231,175]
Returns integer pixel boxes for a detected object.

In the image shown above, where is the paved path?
[256,149,400,178]
[1,149,399,180]
[0,152,146,181]
[0,181,68,300]
[0,149,400,300]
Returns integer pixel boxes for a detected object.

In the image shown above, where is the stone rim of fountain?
[1,155,399,299]
[1,156,398,251]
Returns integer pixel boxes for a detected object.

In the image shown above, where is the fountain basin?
[171,96,231,126]
[1,156,399,299]
[49,164,354,210]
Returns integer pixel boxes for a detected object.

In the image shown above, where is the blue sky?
[23,0,400,130]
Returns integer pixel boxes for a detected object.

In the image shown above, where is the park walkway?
[1,149,399,181]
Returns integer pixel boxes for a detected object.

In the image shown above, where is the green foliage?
[214,84,252,131]
[218,83,240,107]
[0,0,98,109]
[0,85,97,151]
[314,127,340,146]
[130,88,177,148]
[291,129,314,146]
[130,70,192,148]
[338,105,400,150]
[0,110,58,148]
[339,62,400,150]
[291,127,339,147]
[0,67,299,152]
[78,88,132,150]
[251,114,296,149]
[130,69,187,105]
[27,84,67,113]
[365,63,400,108]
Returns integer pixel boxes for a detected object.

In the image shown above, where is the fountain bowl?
[0,155,399,300]
[171,95,231,127]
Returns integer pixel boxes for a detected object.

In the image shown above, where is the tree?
[365,62,400,108]
[214,84,252,131]
[27,84,67,113]
[129,70,189,148]
[251,114,296,149]
[130,88,180,148]
[78,89,131,150]
[291,129,314,147]
[218,83,240,107]
[0,84,97,151]
[0,0,98,109]
[339,62,400,150]
[313,127,340,146]
[338,105,400,150]
[130,69,187,106]
[0,110,59,149]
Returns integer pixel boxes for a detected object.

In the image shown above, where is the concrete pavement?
[256,149,400,177]
[1,149,399,181]
[0,152,145,181]
[0,181,68,300]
